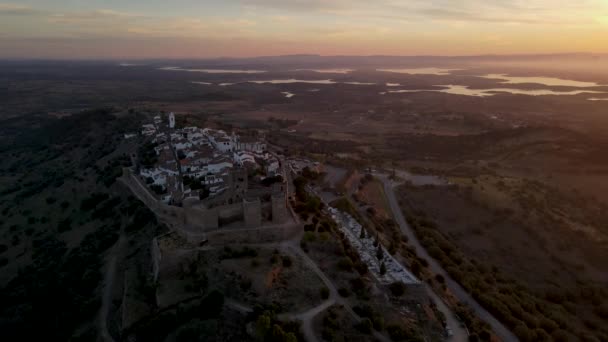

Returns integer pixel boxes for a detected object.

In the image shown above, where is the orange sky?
[1,1,607,58]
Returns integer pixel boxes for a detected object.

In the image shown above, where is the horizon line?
[1,52,607,62]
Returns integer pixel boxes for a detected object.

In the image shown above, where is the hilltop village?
[137,113,282,207]
[114,111,458,342]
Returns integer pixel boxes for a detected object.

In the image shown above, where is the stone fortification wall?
[243,198,261,228]
[123,168,291,243]
[205,223,300,246]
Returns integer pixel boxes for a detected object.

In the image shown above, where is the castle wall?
[243,198,262,228]
[151,237,161,282]
[184,206,218,231]
[271,194,288,224]
[205,223,300,245]
[123,168,290,244]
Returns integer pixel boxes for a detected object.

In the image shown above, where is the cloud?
[232,0,604,25]
[0,3,45,16]
[237,0,358,11]
[49,9,145,24]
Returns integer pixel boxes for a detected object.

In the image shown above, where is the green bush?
[355,318,373,334]
[337,257,354,272]
[388,281,407,297]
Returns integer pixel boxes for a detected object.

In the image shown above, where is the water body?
[160,67,266,74]
[377,68,460,75]
[480,74,603,87]
[247,79,337,84]
[281,92,295,98]
[386,85,605,97]
[191,81,212,85]
[588,98,608,101]
[343,81,376,85]
[295,68,354,74]
[386,83,401,87]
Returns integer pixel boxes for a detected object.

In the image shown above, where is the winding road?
[377,174,518,342]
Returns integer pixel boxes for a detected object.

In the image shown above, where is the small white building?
[168,112,175,129]
[266,160,280,176]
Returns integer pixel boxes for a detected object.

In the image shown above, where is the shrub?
[338,287,350,297]
[337,257,354,272]
[355,318,373,334]
[281,256,292,267]
[57,218,72,233]
[389,281,407,297]
[386,324,408,341]
[380,262,387,275]
[320,287,330,300]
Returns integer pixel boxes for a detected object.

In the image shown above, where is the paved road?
[377,174,518,342]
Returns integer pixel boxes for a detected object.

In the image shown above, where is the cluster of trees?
[220,246,258,260]
[320,308,343,340]
[138,141,159,168]
[127,290,225,341]
[253,307,301,342]
[293,176,324,222]
[406,212,608,341]
[96,154,131,186]
[353,304,385,332]
[0,220,121,340]
[0,109,170,340]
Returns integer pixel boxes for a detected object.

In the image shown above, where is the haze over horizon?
[1,0,608,59]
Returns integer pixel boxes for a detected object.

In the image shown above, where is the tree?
[281,256,292,267]
[337,257,354,272]
[338,287,350,297]
[389,281,407,297]
[356,318,373,334]
[386,323,408,341]
[305,196,321,213]
[380,262,387,275]
[256,314,272,339]
[376,246,384,261]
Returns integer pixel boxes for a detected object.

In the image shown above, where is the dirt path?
[285,245,390,342]
[98,235,125,342]
[225,299,254,314]
[377,174,518,342]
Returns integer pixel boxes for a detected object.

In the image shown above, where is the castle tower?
[271,183,287,224]
[271,194,287,223]
[243,198,261,228]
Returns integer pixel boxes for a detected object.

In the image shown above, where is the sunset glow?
[1,0,607,58]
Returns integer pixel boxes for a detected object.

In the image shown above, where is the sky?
[0,0,607,59]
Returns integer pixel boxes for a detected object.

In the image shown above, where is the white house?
[169,112,175,128]
[233,151,256,167]
[266,160,280,176]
